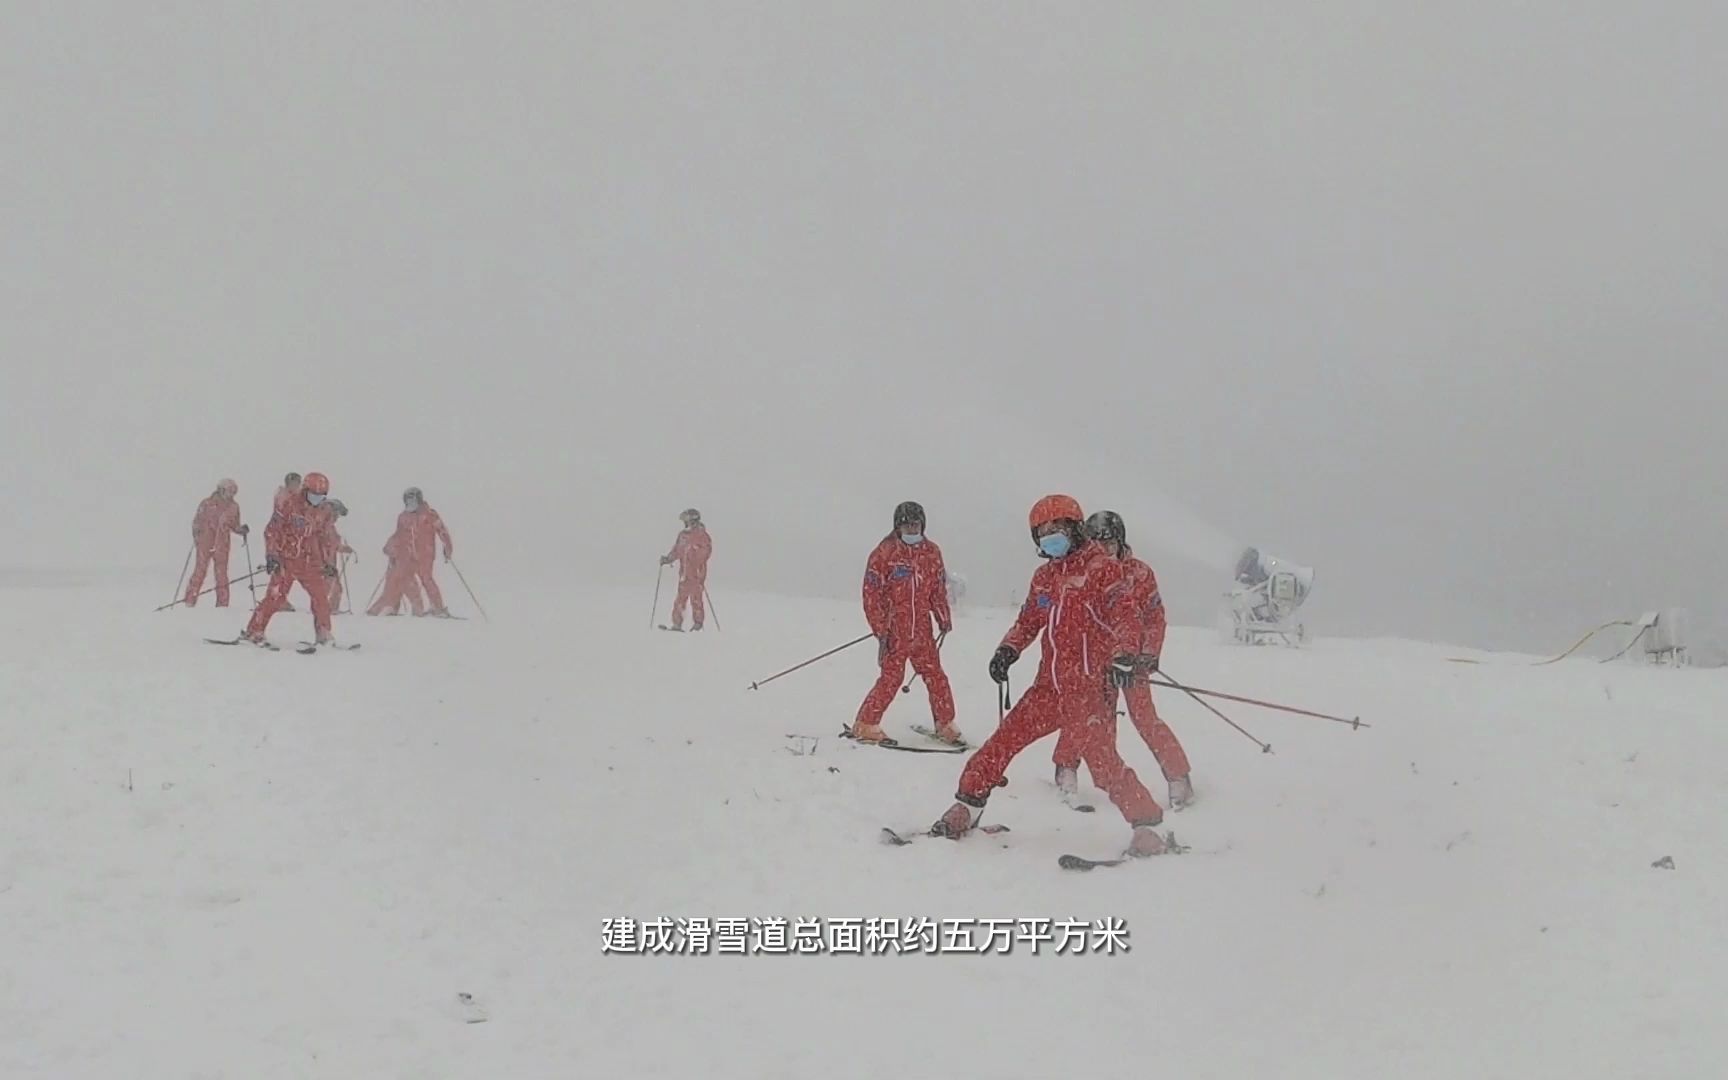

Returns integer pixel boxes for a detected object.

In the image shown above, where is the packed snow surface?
[2,578,1724,1078]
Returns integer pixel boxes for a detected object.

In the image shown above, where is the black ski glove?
[264,556,281,574]
[659,555,672,566]
[322,564,338,578]
[237,523,250,537]
[1109,654,1137,689]
[988,645,1019,684]
[1137,653,1160,674]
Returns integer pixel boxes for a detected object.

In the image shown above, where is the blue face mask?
[900,533,924,545]
[305,492,326,506]
[1038,532,1071,558]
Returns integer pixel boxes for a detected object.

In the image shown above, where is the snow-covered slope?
[2,579,1724,1078]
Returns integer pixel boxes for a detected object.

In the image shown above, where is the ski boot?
[848,723,891,744]
[691,623,704,632]
[1168,776,1195,810]
[1054,764,1080,805]
[929,723,966,746]
[929,794,986,838]
[1128,820,1168,857]
[238,630,270,648]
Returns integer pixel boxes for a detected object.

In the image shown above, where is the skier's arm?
[862,548,891,638]
[930,548,954,633]
[1142,575,1168,659]
[1001,577,1049,655]
[435,514,453,559]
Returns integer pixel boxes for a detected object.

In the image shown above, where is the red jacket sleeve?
[667,531,688,562]
[222,502,243,536]
[434,512,453,557]
[929,545,953,631]
[1001,568,1051,654]
[861,543,891,637]
[1141,569,1168,657]
[263,512,286,559]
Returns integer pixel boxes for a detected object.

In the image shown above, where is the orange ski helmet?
[1028,494,1084,532]
[302,472,331,496]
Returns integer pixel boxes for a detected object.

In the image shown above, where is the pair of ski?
[657,624,703,633]
[838,725,969,754]
[881,818,1197,871]
[204,637,360,654]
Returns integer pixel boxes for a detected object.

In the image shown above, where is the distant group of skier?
[179,473,459,645]
[658,494,1195,860]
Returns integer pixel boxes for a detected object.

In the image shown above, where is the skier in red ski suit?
[1052,510,1193,809]
[931,495,1169,856]
[368,487,454,617]
[268,472,307,612]
[243,471,338,644]
[324,499,356,613]
[850,501,961,744]
[659,508,712,631]
[184,478,249,607]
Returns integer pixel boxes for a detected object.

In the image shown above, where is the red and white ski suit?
[185,494,245,606]
[247,494,337,640]
[268,485,313,609]
[1052,546,1190,782]
[957,542,1163,824]
[369,505,452,616]
[854,535,955,730]
[663,525,712,629]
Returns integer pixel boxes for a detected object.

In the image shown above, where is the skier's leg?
[368,561,403,615]
[213,544,232,606]
[909,638,957,730]
[689,576,706,629]
[245,572,293,638]
[934,686,1064,836]
[853,650,908,738]
[1073,701,1163,826]
[405,569,426,615]
[669,578,693,629]
[303,563,334,640]
[185,549,211,605]
[1125,681,1191,783]
[418,561,446,611]
[956,686,1063,801]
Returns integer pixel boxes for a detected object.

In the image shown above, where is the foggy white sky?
[3,2,1724,651]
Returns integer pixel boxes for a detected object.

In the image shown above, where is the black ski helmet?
[284,472,302,488]
[1084,510,1126,546]
[403,486,423,504]
[893,501,926,531]
[680,508,701,526]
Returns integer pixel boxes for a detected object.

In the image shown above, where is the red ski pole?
[1148,676,1366,729]
[1155,667,1274,754]
[749,634,873,691]
[702,586,721,632]
[170,542,194,607]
